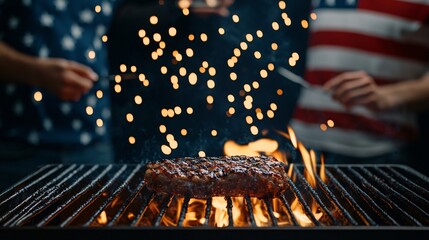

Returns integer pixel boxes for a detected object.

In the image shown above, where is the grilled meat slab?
[144,155,289,198]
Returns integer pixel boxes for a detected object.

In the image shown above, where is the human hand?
[35,58,98,101]
[323,71,394,112]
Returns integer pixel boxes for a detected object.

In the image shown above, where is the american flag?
[290,0,429,157]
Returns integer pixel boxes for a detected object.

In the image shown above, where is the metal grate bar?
[333,167,399,225]
[362,167,429,224]
[284,176,320,226]
[203,197,212,226]
[386,167,429,200]
[350,167,423,226]
[0,164,64,207]
[34,165,101,227]
[107,177,147,226]
[325,169,376,226]
[280,194,298,226]
[0,164,78,225]
[59,165,125,227]
[177,196,190,226]
[293,165,338,225]
[3,164,90,227]
[314,171,358,225]
[264,198,278,226]
[154,194,173,226]
[373,167,429,208]
[82,165,143,226]
[226,197,234,227]
[130,191,154,226]
[245,196,256,227]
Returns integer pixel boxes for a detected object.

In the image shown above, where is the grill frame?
[0,163,428,239]
[1,226,428,240]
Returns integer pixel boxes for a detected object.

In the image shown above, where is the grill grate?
[0,164,428,239]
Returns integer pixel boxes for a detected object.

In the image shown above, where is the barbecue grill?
[1,163,428,239]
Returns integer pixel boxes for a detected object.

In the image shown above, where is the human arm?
[0,41,98,101]
[323,70,429,112]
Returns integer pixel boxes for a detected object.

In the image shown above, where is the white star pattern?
[22,0,31,6]
[102,108,111,119]
[28,131,39,144]
[72,119,82,130]
[71,24,82,39]
[13,102,24,115]
[80,9,94,24]
[1,1,114,148]
[60,102,72,115]
[61,35,75,50]
[102,2,112,16]
[96,125,106,135]
[80,132,91,145]
[8,17,19,29]
[326,0,336,6]
[40,12,54,27]
[39,46,49,58]
[100,76,109,87]
[87,96,97,106]
[5,84,16,95]
[54,0,67,11]
[93,38,102,50]
[43,119,53,131]
[22,33,34,47]
[96,25,106,36]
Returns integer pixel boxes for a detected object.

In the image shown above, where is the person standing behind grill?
[0,0,125,191]
[288,0,429,165]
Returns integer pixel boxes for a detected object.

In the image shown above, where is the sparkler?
[105,0,309,159]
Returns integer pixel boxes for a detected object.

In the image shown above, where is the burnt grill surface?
[0,164,428,239]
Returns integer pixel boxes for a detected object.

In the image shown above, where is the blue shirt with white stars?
[0,0,120,147]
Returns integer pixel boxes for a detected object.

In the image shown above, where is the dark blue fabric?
[0,0,122,147]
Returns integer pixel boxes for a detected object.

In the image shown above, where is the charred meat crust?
[144,155,289,198]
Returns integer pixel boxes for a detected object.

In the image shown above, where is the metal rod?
[4,164,90,227]
[333,167,399,226]
[226,197,234,227]
[325,168,376,226]
[177,196,190,227]
[244,196,256,227]
[0,164,64,207]
[107,174,147,226]
[280,194,298,226]
[82,165,142,226]
[386,167,429,199]
[315,170,358,225]
[59,165,123,227]
[154,194,173,227]
[284,176,320,226]
[293,165,338,225]
[264,198,278,227]
[204,197,212,226]
[356,166,427,225]
[373,167,429,208]
[0,164,77,224]
[130,191,154,226]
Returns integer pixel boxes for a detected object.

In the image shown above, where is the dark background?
[107,0,429,175]
[108,0,310,163]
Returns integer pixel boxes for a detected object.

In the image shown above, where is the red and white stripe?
[290,0,429,157]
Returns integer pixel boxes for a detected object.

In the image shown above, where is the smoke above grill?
[0,163,428,239]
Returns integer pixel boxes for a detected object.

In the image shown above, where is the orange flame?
[138,125,326,227]
[219,126,326,226]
